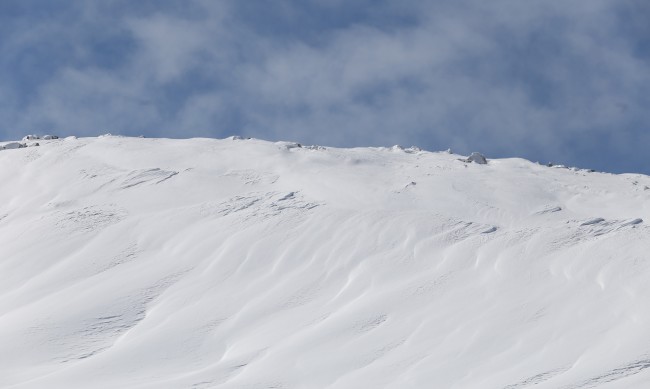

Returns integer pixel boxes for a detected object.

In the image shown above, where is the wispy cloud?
[0,0,648,173]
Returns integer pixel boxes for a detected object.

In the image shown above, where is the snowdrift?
[1,136,650,388]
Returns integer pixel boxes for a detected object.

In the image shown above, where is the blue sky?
[0,1,648,173]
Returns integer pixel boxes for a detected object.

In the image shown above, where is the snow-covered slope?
[1,136,650,389]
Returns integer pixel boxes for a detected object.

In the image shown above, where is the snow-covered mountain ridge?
[1,136,650,388]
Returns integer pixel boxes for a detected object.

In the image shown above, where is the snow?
[20,134,59,141]
[1,136,650,388]
[581,217,606,226]
[466,151,487,164]
[275,141,302,150]
[1,141,26,150]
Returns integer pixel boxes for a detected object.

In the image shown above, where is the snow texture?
[1,136,650,388]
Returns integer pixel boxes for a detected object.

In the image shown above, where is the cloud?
[0,0,648,173]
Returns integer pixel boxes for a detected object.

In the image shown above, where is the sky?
[0,0,648,174]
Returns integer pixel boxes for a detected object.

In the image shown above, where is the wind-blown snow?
[1,136,650,388]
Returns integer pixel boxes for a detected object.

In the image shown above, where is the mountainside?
[1,136,650,389]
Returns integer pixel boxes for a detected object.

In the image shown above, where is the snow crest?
[1,136,649,388]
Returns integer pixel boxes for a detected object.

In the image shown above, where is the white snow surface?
[1,136,650,389]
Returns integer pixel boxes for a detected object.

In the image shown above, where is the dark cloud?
[0,0,647,173]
